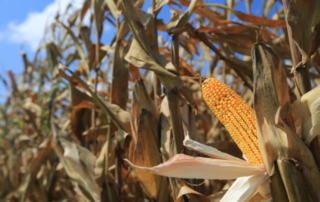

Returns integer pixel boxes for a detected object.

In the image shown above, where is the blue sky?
[0,0,86,101]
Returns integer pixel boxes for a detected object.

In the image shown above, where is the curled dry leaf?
[122,1,183,90]
[125,39,183,89]
[292,85,320,145]
[54,136,101,202]
[166,0,198,33]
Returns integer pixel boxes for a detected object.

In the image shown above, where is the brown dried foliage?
[0,0,320,201]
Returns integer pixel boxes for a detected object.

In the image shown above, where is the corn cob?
[202,78,262,164]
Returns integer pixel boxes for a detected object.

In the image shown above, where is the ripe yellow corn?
[202,78,262,164]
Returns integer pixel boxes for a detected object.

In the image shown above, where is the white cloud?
[1,0,86,51]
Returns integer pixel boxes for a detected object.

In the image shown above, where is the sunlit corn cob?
[202,78,262,164]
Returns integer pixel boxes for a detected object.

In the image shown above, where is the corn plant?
[1,0,320,201]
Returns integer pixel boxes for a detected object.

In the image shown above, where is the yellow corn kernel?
[202,78,262,164]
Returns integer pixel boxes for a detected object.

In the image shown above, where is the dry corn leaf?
[179,57,198,77]
[54,136,101,202]
[59,68,85,88]
[8,71,18,93]
[202,4,286,27]
[179,35,200,56]
[111,41,128,109]
[263,0,276,17]
[220,173,269,202]
[68,9,79,27]
[206,141,242,160]
[286,0,320,59]
[129,63,141,81]
[122,1,183,90]
[88,43,106,69]
[3,138,53,201]
[80,0,90,21]
[159,96,172,157]
[132,79,159,140]
[207,190,227,202]
[154,0,169,12]
[166,90,185,155]
[292,85,320,145]
[166,0,198,33]
[184,136,243,162]
[92,0,104,40]
[194,6,234,26]
[45,42,61,76]
[176,185,210,202]
[126,128,269,201]
[311,50,320,73]
[128,108,165,199]
[115,20,130,43]
[198,24,274,41]
[125,39,183,89]
[60,22,90,75]
[126,153,265,180]
[94,138,108,186]
[129,79,166,200]
[70,107,91,141]
[104,0,120,19]
[79,25,91,55]
[60,68,131,134]
[226,0,235,20]
[180,102,198,141]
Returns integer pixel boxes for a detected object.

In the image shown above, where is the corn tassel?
[202,78,262,164]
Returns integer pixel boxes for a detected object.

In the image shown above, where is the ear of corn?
[202,78,262,164]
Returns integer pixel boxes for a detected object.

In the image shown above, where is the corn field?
[1,0,320,201]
